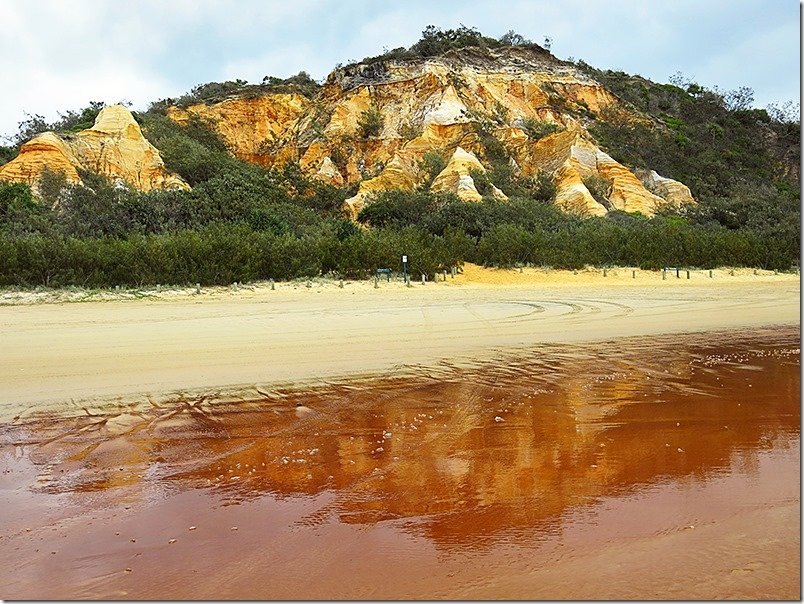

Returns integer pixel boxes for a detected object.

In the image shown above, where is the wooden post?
[451,267,456,278]
[676,268,680,279]
[603,268,607,277]
[686,270,690,279]
[339,280,344,289]
[195,283,201,294]
[632,270,636,279]
[270,279,275,290]
[662,269,666,280]
[374,275,379,288]
[709,270,713,278]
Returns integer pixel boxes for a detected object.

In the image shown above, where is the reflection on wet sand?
[0,326,799,599]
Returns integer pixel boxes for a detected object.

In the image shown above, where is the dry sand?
[0,264,798,419]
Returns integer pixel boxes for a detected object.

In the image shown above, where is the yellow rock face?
[430,146,507,201]
[0,105,188,193]
[343,153,418,219]
[157,46,693,219]
[553,164,608,217]
[313,157,345,187]
[596,153,665,215]
[638,169,696,207]
[167,94,309,167]
[0,132,82,188]
[505,129,669,217]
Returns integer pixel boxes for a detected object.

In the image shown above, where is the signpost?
[402,255,408,280]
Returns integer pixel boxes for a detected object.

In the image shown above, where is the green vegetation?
[357,106,384,138]
[418,151,447,188]
[582,174,612,208]
[0,29,798,288]
[520,117,564,141]
[574,63,799,209]
[340,25,545,69]
[148,72,321,112]
[8,101,106,148]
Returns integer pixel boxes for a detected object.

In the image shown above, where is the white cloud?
[0,0,798,140]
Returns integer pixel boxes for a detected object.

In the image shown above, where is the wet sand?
[0,265,798,419]
[0,327,799,599]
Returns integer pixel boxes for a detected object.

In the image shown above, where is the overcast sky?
[1,0,799,140]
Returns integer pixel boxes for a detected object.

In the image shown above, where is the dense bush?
[577,65,799,210]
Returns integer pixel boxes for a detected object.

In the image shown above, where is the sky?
[1,0,800,140]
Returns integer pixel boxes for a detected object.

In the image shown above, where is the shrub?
[418,152,447,186]
[521,117,564,141]
[357,106,384,138]
[582,174,612,206]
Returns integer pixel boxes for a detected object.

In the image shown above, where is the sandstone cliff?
[1,46,696,219]
[0,105,188,193]
[165,45,693,218]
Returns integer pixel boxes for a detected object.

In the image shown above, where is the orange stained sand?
[0,327,798,600]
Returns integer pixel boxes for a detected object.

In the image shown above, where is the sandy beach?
[0,264,799,599]
[0,264,798,419]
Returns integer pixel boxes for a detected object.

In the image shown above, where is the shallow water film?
[0,327,799,599]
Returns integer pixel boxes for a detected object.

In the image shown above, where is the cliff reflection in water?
[12,327,800,548]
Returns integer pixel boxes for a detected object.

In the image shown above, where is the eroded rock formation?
[0,105,188,193]
[2,46,696,219]
[165,46,692,218]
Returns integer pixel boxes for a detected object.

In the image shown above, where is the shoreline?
[0,264,797,306]
[0,264,798,419]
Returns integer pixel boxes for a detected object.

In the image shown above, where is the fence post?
[339,279,344,289]
[632,270,636,279]
[709,270,713,278]
[686,270,690,279]
[603,268,607,277]
[662,269,666,280]
[270,279,275,290]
